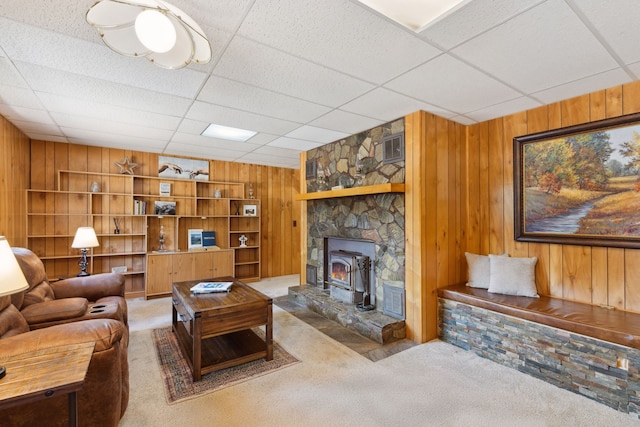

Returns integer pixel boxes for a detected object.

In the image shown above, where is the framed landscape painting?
[514,112,640,249]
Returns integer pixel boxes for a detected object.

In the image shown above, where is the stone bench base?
[439,297,640,418]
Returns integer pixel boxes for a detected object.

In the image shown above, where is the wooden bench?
[437,283,640,418]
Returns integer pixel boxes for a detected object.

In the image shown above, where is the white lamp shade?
[0,237,29,297]
[86,0,211,69]
[72,227,100,249]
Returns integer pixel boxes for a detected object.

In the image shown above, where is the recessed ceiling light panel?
[201,124,257,142]
[357,0,471,32]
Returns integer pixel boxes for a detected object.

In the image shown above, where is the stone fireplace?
[304,118,405,319]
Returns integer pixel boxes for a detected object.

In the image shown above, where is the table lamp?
[71,227,99,277]
[0,236,29,379]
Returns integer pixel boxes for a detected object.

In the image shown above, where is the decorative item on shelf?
[113,217,121,234]
[234,201,241,216]
[0,236,29,379]
[158,156,209,180]
[354,156,365,186]
[316,169,327,191]
[158,225,166,252]
[71,227,99,277]
[243,204,257,216]
[113,156,138,175]
[187,229,203,251]
[239,234,248,247]
[248,183,255,199]
[159,182,171,196]
[214,189,221,198]
[111,266,127,274]
[154,201,176,215]
[90,181,101,192]
[85,0,212,70]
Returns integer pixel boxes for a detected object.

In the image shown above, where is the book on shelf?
[133,199,146,215]
[202,231,216,247]
[190,281,233,294]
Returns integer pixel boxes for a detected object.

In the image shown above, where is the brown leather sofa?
[0,295,129,427]
[11,247,128,329]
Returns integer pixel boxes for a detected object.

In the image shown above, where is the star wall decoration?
[114,156,138,175]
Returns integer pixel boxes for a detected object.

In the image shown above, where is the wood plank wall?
[405,111,465,342]
[29,140,301,278]
[465,80,640,313]
[0,116,30,246]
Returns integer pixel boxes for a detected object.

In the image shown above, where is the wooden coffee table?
[172,277,273,381]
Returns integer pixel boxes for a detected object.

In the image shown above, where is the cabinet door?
[146,254,173,296]
[192,252,213,280]
[212,250,234,278]
[172,253,195,283]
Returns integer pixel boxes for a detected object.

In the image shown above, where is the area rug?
[152,327,300,404]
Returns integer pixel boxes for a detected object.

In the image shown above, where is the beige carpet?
[152,327,299,404]
[121,275,640,426]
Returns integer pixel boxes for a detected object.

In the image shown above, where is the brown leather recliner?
[0,295,129,427]
[11,247,128,329]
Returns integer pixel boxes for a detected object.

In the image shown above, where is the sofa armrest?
[0,318,126,356]
[20,298,88,325]
[52,272,125,300]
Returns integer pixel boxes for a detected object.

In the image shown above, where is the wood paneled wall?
[0,116,30,246]
[405,111,465,342]
[464,80,640,313]
[29,141,301,278]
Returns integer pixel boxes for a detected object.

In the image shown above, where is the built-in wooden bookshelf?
[26,170,261,298]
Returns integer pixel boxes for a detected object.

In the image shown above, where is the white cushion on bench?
[488,255,539,298]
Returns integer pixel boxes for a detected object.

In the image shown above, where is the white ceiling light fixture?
[86,0,211,69]
[357,0,471,32]
[202,124,257,142]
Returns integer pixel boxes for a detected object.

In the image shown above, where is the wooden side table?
[0,342,95,427]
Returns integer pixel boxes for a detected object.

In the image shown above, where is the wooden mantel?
[295,183,405,201]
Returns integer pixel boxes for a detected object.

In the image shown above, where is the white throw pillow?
[465,252,507,289]
[488,254,539,298]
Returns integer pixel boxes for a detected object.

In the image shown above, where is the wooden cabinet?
[145,249,235,298]
[27,170,260,298]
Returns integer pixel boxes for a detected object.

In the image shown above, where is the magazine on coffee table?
[190,281,233,294]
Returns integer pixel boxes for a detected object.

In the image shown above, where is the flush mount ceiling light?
[86,0,211,69]
[202,124,257,142]
[357,0,471,32]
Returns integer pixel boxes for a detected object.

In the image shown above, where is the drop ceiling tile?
[465,96,542,123]
[187,101,301,135]
[340,87,455,121]
[285,126,349,144]
[244,133,279,146]
[575,0,640,64]
[308,110,383,134]
[198,76,330,123]
[0,85,42,109]
[385,54,521,114]
[628,61,640,77]
[238,0,442,84]
[17,63,192,116]
[418,0,544,49]
[250,145,300,159]
[0,18,210,98]
[170,132,255,153]
[62,128,167,151]
[26,133,69,143]
[10,119,61,136]
[447,115,477,125]
[0,57,28,88]
[267,137,324,152]
[164,141,246,160]
[451,0,619,94]
[51,112,175,141]
[0,104,55,124]
[237,152,300,168]
[214,36,375,107]
[37,93,182,130]
[531,68,632,105]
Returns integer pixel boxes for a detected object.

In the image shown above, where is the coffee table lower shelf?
[174,323,269,377]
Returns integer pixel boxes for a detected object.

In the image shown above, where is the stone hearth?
[288,285,405,344]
